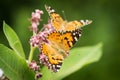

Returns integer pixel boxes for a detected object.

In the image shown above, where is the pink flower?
[30,9,43,33]
[29,60,40,71]
[30,20,55,47]
[39,53,49,66]
[29,60,42,80]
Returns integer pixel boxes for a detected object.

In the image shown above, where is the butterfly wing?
[64,20,92,31]
[41,42,65,72]
[45,5,64,31]
[47,29,82,52]
[45,5,92,32]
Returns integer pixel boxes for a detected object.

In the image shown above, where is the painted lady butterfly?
[40,5,92,72]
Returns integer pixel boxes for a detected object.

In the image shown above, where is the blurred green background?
[0,0,120,80]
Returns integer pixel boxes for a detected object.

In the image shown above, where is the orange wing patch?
[50,13,64,31]
[41,43,65,65]
[64,20,83,31]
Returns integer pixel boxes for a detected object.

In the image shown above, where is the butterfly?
[40,5,92,72]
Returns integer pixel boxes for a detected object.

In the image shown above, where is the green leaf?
[40,67,54,80]
[3,22,25,58]
[0,44,35,80]
[40,43,103,80]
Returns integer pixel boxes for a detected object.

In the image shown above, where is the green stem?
[28,46,36,63]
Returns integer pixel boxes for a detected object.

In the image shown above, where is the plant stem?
[28,46,36,63]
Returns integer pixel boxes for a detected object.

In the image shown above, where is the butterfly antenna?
[62,10,67,21]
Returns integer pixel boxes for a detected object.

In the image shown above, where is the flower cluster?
[29,9,43,34]
[29,60,40,71]
[29,20,54,47]
[29,60,42,80]
[29,9,56,79]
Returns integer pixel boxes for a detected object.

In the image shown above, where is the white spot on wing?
[80,20,92,26]
[74,37,78,41]
[57,65,61,68]
[73,32,76,35]
[79,34,81,36]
